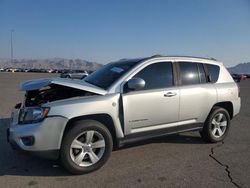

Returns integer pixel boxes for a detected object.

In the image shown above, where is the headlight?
[19,107,50,124]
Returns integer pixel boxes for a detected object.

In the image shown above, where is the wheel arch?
[212,101,234,119]
[61,114,118,148]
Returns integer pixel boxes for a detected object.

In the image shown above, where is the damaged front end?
[20,77,107,107]
[18,85,94,124]
[24,84,95,107]
[10,78,107,126]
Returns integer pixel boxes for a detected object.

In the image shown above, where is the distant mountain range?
[0,58,102,71]
[1,58,249,74]
[227,62,250,74]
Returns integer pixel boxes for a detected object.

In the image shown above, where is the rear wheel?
[60,120,113,174]
[200,107,230,143]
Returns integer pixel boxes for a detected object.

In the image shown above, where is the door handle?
[164,92,177,97]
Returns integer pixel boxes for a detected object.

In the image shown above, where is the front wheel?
[60,120,113,174]
[200,107,231,143]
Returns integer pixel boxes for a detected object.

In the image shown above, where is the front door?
[122,61,179,134]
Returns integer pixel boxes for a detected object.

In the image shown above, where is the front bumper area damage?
[8,77,107,159]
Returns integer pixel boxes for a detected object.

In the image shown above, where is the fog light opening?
[21,136,35,146]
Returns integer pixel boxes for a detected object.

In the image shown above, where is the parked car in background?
[245,74,250,79]
[46,69,54,73]
[60,70,89,79]
[240,74,247,80]
[8,55,241,174]
[231,73,247,82]
[231,74,241,82]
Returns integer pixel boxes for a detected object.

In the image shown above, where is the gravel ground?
[0,72,249,188]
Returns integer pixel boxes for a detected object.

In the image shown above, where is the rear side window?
[197,63,207,83]
[178,62,199,85]
[133,62,173,90]
[207,64,220,83]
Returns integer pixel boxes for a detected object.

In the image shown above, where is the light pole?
[10,29,14,63]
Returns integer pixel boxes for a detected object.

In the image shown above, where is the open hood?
[20,77,107,95]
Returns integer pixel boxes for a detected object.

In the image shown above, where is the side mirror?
[127,78,145,91]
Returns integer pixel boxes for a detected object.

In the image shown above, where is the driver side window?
[133,62,173,90]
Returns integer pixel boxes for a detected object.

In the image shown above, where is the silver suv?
[8,55,241,174]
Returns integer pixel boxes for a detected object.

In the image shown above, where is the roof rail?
[148,55,217,61]
[171,55,217,61]
[209,57,217,61]
[150,54,163,58]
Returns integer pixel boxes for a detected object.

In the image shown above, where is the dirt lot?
[0,72,249,188]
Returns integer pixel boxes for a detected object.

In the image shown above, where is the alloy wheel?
[211,113,228,138]
[70,130,106,167]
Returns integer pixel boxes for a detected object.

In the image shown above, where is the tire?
[200,107,231,143]
[60,120,113,174]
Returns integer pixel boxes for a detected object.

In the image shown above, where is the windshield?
[85,59,143,89]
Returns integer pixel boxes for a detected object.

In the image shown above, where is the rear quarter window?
[207,64,220,83]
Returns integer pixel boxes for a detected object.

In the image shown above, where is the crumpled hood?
[20,77,107,95]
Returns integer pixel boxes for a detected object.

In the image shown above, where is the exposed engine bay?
[25,84,97,107]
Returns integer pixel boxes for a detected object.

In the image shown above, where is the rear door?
[122,61,180,134]
[177,62,217,123]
